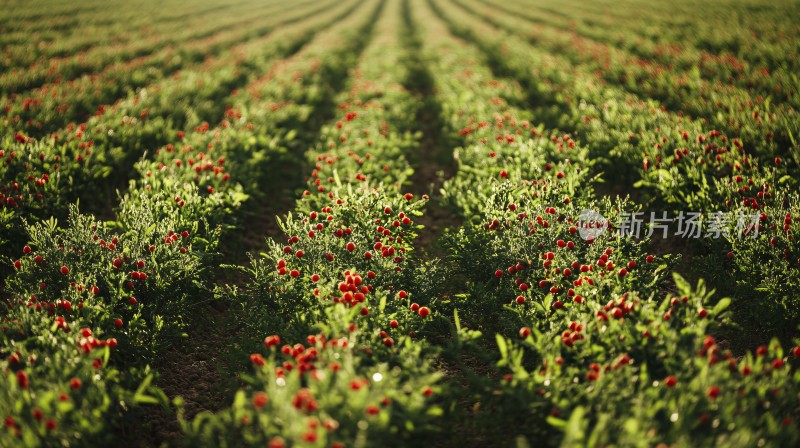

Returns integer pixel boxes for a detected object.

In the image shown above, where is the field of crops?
[2,0,800,446]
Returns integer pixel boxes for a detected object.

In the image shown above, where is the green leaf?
[547,416,567,429]
[496,333,508,362]
[672,273,691,295]
[713,297,731,315]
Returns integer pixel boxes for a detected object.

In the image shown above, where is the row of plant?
[0,1,383,445]
[0,0,360,261]
[451,0,800,164]
[409,0,800,445]
[182,2,450,445]
[1,0,331,137]
[502,0,800,77]
[0,0,253,66]
[430,0,800,340]
[0,0,293,97]
[479,0,800,105]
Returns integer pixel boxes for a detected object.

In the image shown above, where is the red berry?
[495,269,503,278]
[383,338,394,347]
[253,392,268,409]
[418,307,430,318]
[515,295,525,304]
[390,320,399,328]
[707,386,720,400]
[16,370,28,389]
[360,307,369,316]
[698,309,708,318]
[23,245,31,254]
[60,266,69,275]
[346,242,356,251]
[114,319,123,328]
[618,268,628,277]
[645,255,655,263]
[519,327,531,338]
[664,376,678,387]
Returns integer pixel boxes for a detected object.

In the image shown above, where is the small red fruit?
[253,392,268,409]
[16,370,28,389]
[707,386,720,400]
